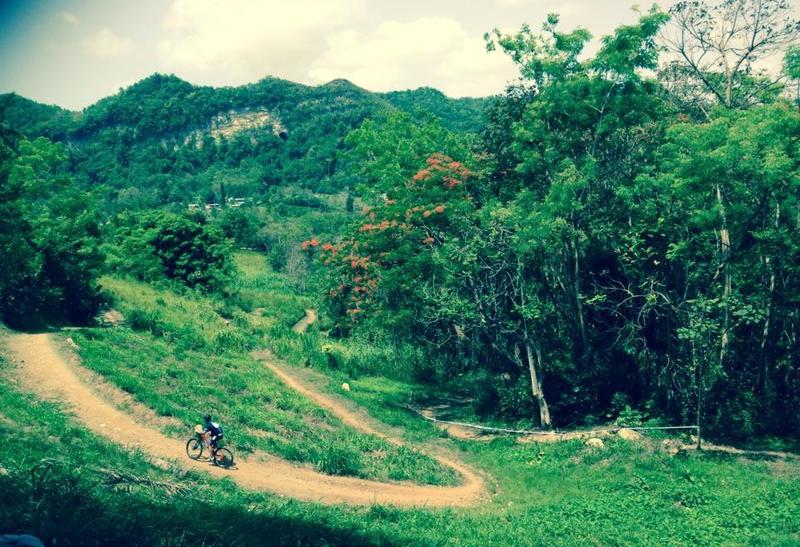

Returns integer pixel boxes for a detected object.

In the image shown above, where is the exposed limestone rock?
[617,428,643,441]
[184,108,287,146]
[660,439,683,456]
[585,437,605,449]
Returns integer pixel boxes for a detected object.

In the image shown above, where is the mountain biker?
[203,414,224,449]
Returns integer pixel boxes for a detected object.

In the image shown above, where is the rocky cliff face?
[185,108,287,145]
[210,108,287,139]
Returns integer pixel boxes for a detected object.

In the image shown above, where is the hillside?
[3,2,800,543]
[2,259,798,545]
[0,74,490,206]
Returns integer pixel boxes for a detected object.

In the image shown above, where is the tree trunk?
[523,341,552,429]
[716,184,731,366]
[573,241,588,353]
[760,259,775,391]
[692,339,702,450]
[760,205,779,391]
[565,239,589,365]
[724,55,733,108]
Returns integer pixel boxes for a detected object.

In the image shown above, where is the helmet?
[203,414,212,422]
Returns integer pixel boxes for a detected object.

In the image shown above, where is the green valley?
[1,0,800,545]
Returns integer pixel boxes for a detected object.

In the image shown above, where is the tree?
[0,136,103,325]
[663,0,800,109]
[649,104,800,436]
[342,111,473,199]
[786,45,800,104]
[489,8,670,380]
[218,206,260,248]
[107,212,233,292]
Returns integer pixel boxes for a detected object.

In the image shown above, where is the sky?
[0,0,797,110]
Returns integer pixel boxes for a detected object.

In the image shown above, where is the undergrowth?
[75,277,457,486]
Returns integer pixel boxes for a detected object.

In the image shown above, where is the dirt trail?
[292,309,318,334]
[4,332,485,507]
[257,352,479,451]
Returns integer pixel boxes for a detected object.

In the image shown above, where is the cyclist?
[202,414,224,450]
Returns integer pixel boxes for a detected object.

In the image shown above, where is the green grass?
[0,354,422,546]
[101,275,233,340]
[231,251,311,327]
[76,277,457,486]
[4,259,799,545]
[270,370,800,545]
[3,349,798,546]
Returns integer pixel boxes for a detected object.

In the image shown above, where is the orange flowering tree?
[302,154,476,334]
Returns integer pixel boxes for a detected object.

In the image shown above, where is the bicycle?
[186,425,235,469]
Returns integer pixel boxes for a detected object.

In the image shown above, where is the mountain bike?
[186,425,234,469]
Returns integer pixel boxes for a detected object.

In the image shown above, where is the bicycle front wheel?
[213,447,234,469]
[186,437,204,460]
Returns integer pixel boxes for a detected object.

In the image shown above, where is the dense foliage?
[1,0,798,443]
[312,5,800,440]
[1,75,488,208]
[104,211,233,292]
[0,133,103,325]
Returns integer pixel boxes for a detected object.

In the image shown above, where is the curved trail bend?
[4,332,486,507]
[291,309,318,334]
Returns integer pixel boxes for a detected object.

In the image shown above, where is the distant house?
[188,198,247,213]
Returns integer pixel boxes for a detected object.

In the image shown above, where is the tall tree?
[663,0,800,109]
[0,136,103,325]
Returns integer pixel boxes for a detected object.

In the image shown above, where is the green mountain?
[0,74,490,207]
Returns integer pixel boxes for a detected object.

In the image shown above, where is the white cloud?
[496,0,540,5]
[549,3,578,16]
[83,29,134,59]
[158,0,366,85]
[60,11,79,25]
[307,17,519,97]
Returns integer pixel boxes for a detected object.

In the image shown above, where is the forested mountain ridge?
[0,73,490,206]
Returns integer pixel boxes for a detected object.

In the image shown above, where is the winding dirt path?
[291,309,318,334]
[3,332,486,507]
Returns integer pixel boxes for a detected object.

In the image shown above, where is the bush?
[267,242,288,271]
[107,211,233,293]
[316,443,363,476]
[126,308,165,337]
[712,393,757,441]
[211,329,250,354]
[614,405,646,427]
[497,376,537,421]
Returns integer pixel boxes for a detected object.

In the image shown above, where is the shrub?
[108,211,233,293]
[614,405,646,427]
[497,375,537,421]
[316,443,363,476]
[126,308,165,337]
[211,329,250,354]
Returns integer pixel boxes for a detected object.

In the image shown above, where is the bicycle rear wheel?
[213,447,234,468]
[186,437,204,460]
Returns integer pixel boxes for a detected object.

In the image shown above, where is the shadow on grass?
[2,312,96,334]
[1,468,407,547]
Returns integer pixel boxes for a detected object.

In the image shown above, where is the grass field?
[2,347,798,545]
[2,253,799,545]
[72,277,458,485]
[229,251,311,327]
